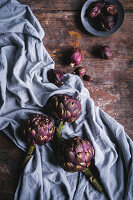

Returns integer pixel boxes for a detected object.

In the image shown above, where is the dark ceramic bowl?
[81,0,124,36]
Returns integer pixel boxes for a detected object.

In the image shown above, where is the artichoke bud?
[59,136,94,172]
[47,69,64,87]
[23,113,55,145]
[87,1,105,18]
[47,94,81,123]
[101,45,112,59]
[105,4,118,16]
[70,47,82,67]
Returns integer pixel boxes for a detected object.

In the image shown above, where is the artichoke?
[100,45,112,59]
[105,4,118,16]
[47,94,81,123]
[22,113,55,168]
[59,136,94,172]
[87,1,105,18]
[55,123,103,193]
[70,47,82,67]
[47,69,64,87]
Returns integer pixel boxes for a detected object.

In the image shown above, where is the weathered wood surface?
[17,0,133,11]
[0,0,133,199]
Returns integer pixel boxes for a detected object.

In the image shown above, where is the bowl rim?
[81,0,125,36]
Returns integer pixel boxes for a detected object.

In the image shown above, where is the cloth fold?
[0,0,133,199]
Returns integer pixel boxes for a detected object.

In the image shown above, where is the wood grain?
[0,0,133,199]
[18,0,133,11]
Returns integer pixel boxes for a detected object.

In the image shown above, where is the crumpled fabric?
[0,0,133,200]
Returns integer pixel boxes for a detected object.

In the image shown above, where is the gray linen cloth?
[0,0,133,199]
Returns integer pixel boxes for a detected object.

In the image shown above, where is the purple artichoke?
[87,1,105,18]
[54,123,103,193]
[22,113,55,168]
[59,136,94,172]
[23,113,55,145]
[100,45,112,59]
[105,4,118,16]
[70,47,82,67]
[47,94,81,123]
[47,69,64,87]
[99,16,115,31]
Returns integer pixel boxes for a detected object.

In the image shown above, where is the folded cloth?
[0,0,133,199]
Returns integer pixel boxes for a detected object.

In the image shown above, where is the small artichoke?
[100,45,112,59]
[59,136,94,172]
[47,94,81,123]
[22,113,55,168]
[70,47,82,67]
[99,16,115,31]
[87,1,105,18]
[105,4,118,16]
[47,69,64,87]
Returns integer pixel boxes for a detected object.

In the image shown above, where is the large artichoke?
[47,94,81,123]
[22,113,55,168]
[59,136,94,172]
[54,122,103,193]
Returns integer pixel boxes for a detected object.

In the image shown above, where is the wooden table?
[0,0,133,199]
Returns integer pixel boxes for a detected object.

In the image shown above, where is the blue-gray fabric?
[0,0,133,199]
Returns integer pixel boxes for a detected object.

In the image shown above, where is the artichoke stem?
[22,145,35,169]
[83,167,103,193]
[55,121,64,145]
